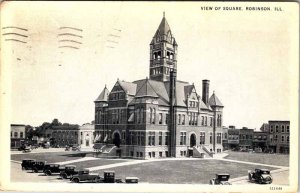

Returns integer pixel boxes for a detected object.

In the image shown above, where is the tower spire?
[163,11,165,18]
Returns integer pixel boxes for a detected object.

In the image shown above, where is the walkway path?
[54,157,100,165]
[214,158,288,169]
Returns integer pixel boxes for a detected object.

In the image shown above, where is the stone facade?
[94,15,224,158]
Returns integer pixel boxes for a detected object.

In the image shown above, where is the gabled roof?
[135,79,158,98]
[199,99,210,110]
[95,86,109,102]
[209,92,224,107]
[118,80,137,96]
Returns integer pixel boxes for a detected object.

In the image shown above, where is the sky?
[1,1,298,129]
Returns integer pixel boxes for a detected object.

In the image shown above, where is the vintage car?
[70,171,123,183]
[71,145,81,151]
[43,164,65,176]
[125,177,139,184]
[60,166,90,179]
[21,159,36,170]
[70,172,102,183]
[248,169,273,184]
[32,161,47,173]
[209,173,231,185]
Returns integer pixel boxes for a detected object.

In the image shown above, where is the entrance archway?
[190,133,196,147]
[113,132,121,147]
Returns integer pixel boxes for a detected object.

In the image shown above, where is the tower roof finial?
[163,11,165,18]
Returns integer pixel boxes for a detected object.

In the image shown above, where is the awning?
[128,113,134,122]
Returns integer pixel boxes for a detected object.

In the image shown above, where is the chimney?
[202,80,210,105]
[169,68,177,157]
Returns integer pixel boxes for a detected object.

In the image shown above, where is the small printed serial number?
[270,187,282,191]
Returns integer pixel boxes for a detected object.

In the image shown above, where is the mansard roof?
[209,92,224,107]
[95,86,109,102]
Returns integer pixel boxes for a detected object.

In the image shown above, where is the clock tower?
[149,13,178,82]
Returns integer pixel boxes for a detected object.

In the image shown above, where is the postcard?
[0,1,298,192]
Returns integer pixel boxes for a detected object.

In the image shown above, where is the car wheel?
[248,174,252,181]
[62,174,68,179]
[33,168,38,173]
[266,177,272,184]
[45,171,51,176]
[209,180,215,185]
[72,178,80,183]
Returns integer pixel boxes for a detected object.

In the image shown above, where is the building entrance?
[113,132,121,147]
[190,134,196,147]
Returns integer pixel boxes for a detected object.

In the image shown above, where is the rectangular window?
[287,126,290,133]
[20,132,24,138]
[180,151,183,156]
[210,133,212,144]
[159,152,162,157]
[165,151,169,157]
[281,136,284,142]
[152,152,155,158]
[210,117,213,126]
[159,113,162,124]
[141,132,145,146]
[159,132,162,145]
[140,152,143,157]
[217,133,221,144]
[165,132,169,145]
[182,115,185,125]
[205,116,207,126]
[276,125,279,133]
[201,116,204,126]
[148,152,151,158]
[200,132,205,144]
[178,114,181,125]
[287,136,289,142]
[189,113,192,125]
[136,152,139,157]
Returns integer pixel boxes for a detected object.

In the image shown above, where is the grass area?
[94,159,277,184]
[11,151,90,163]
[224,151,289,167]
[63,159,130,170]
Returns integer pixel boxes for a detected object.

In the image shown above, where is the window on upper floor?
[205,116,207,126]
[165,132,169,145]
[287,136,289,142]
[281,125,285,132]
[159,132,162,145]
[209,133,212,144]
[210,117,213,127]
[20,132,23,138]
[276,125,279,132]
[166,114,169,125]
[178,114,181,125]
[182,115,185,125]
[286,125,290,133]
[159,113,162,125]
[14,132,18,138]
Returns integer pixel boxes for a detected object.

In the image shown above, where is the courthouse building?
[94,15,224,158]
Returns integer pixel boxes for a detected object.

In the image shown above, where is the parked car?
[60,166,90,179]
[23,146,32,153]
[43,164,65,176]
[70,172,102,183]
[32,161,47,173]
[209,173,231,185]
[70,171,123,183]
[21,159,36,170]
[71,145,81,151]
[248,169,273,184]
[125,177,139,183]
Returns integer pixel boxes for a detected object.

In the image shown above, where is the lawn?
[224,151,289,167]
[94,159,277,184]
[11,151,90,163]
[62,159,130,170]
